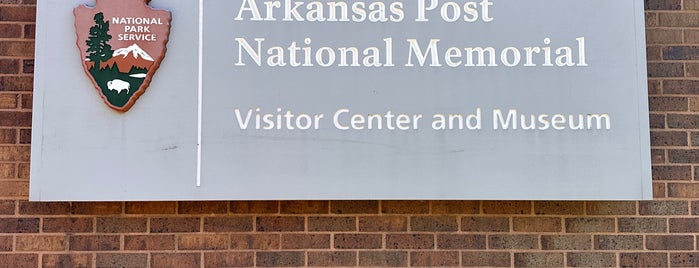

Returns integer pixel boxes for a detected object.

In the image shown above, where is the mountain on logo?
[107,44,154,73]
[114,44,154,61]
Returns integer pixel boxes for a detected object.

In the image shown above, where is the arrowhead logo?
[75,0,171,112]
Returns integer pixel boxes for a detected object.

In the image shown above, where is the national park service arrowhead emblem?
[75,0,171,112]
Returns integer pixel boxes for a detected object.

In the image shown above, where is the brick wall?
[0,0,697,267]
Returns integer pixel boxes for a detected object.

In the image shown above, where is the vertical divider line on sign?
[196,0,204,187]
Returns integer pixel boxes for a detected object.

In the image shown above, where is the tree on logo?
[85,12,113,70]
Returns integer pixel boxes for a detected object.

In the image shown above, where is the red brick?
[178,234,229,250]
[150,217,200,233]
[0,236,11,251]
[565,218,616,233]
[124,235,176,250]
[668,183,699,198]
[482,201,531,214]
[534,201,583,215]
[488,235,538,250]
[41,254,91,268]
[430,200,479,214]
[0,236,13,252]
[646,28,683,43]
[0,146,29,161]
[230,201,278,214]
[618,217,667,233]
[0,59,18,74]
[650,97,688,112]
[96,253,147,268]
[0,95,16,109]
[411,216,458,232]
[514,253,564,268]
[663,46,699,60]
[410,251,459,267]
[97,217,147,233]
[0,181,28,198]
[308,252,357,267]
[653,166,691,180]
[513,217,561,232]
[308,216,356,232]
[0,163,14,179]
[0,40,34,56]
[692,201,699,215]
[594,235,643,250]
[436,234,486,249]
[670,218,699,233]
[647,63,684,77]
[18,201,69,215]
[178,201,228,214]
[654,182,667,198]
[0,218,37,233]
[541,235,591,250]
[645,0,682,10]
[462,216,509,232]
[646,235,694,250]
[648,80,661,95]
[567,252,616,267]
[671,253,699,267]
[649,114,666,129]
[334,234,382,249]
[15,235,66,251]
[0,25,21,38]
[70,202,122,215]
[0,254,38,268]
[665,80,699,94]
[0,6,35,21]
[256,252,304,267]
[652,132,688,147]
[0,76,33,91]
[359,216,407,232]
[281,234,330,249]
[0,200,14,214]
[18,129,28,144]
[230,234,280,250]
[16,163,28,179]
[586,201,636,215]
[381,200,429,214]
[69,235,120,251]
[688,63,699,78]
[386,234,434,249]
[646,47,660,62]
[280,200,328,214]
[670,149,699,163]
[19,94,33,110]
[619,253,668,267]
[125,201,176,214]
[359,251,407,267]
[688,29,699,43]
[152,253,200,268]
[256,216,304,232]
[640,200,688,215]
[462,251,510,267]
[21,60,32,74]
[43,218,93,233]
[204,252,254,268]
[331,200,378,214]
[660,13,699,27]
[203,216,253,232]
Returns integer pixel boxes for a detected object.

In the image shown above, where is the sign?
[31,0,651,201]
[74,0,171,112]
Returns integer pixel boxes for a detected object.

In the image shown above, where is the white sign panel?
[30,0,651,201]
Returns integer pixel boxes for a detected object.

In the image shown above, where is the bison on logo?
[75,0,171,112]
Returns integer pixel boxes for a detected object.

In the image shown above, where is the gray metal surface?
[31,0,651,200]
